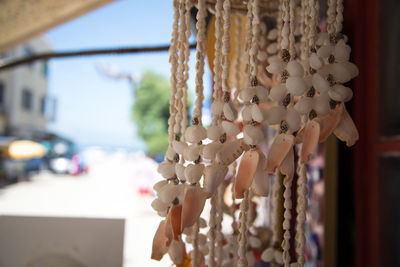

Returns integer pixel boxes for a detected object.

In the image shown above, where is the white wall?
[0,36,51,138]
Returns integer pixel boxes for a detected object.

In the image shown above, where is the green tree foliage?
[133,71,171,157]
[133,71,192,157]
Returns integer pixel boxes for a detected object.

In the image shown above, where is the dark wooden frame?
[346,0,400,266]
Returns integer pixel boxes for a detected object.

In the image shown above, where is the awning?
[0,0,114,52]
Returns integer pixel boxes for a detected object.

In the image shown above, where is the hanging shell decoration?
[151,0,358,266]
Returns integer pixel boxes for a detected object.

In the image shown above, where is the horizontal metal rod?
[0,43,197,72]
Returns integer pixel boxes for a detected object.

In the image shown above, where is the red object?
[138,186,152,196]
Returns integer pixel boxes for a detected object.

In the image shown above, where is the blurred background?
[0,0,397,267]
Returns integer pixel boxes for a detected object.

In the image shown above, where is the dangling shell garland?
[151,0,359,266]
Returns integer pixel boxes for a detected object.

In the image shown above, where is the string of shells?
[151,0,359,266]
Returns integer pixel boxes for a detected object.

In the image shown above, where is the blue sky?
[45,0,211,150]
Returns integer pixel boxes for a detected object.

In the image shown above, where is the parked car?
[44,138,87,175]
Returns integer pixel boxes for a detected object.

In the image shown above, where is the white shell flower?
[183,144,203,162]
[267,106,301,133]
[184,125,207,144]
[286,60,304,77]
[207,124,224,141]
[202,142,223,160]
[184,163,204,184]
[157,160,176,179]
[243,124,264,145]
[221,121,240,136]
[172,140,187,155]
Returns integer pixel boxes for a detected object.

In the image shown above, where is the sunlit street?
[0,149,170,267]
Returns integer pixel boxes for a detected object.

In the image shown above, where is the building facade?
[0,37,52,139]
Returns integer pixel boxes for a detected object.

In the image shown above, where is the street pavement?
[0,149,171,267]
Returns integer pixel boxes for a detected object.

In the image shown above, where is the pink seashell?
[300,120,321,164]
[269,84,288,102]
[266,61,286,74]
[216,139,248,165]
[258,65,271,87]
[184,164,204,184]
[286,60,304,77]
[243,125,264,145]
[266,133,294,173]
[252,151,270,197]
[151,220,169,260]
[334,106,359,146]
[168,239,184,264]
[286,77,308,96]
[309,53,323,70]
[202,142,223,160]
[319,104,343,142]
[222,121,240,136]
[172,140,188,155]
[294,97,313,115]
[279,147,294,180]
[175,163,186,181]
[183,144,202,162]
[207,124,224,141]
[181,185,206,230]
[167,204,183,240]
[235,150,259,199]
[266,106,287,125]
[251,103,264,122]
[157,161,176,179]
[204,164,228,195]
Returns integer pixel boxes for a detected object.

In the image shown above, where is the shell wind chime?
[151,0,358,266]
